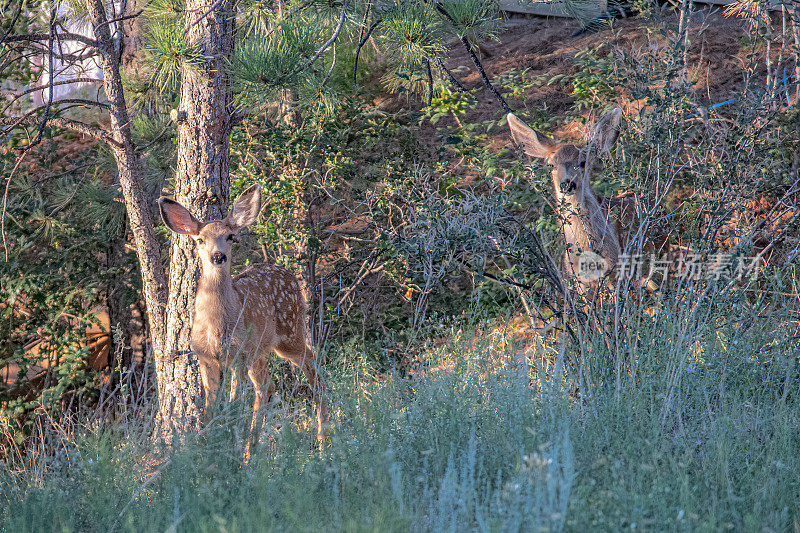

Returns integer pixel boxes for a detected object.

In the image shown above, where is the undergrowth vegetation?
[2,289,798,531]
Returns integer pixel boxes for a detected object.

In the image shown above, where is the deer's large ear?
[507,113,558,161]
[230,184,262,229]
[587,107,622,154]
[158,197,201,235]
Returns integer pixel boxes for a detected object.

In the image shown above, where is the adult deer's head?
[507,108,622,198]
[158,184,262,271]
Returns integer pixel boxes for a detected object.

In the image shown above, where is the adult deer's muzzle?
[560,180,577,194]
[211,252,227,265]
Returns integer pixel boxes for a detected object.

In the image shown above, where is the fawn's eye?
[197,238,205,245]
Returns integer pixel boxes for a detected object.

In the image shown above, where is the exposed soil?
[419,12,770,141]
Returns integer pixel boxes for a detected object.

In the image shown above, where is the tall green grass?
[2,290,798,532]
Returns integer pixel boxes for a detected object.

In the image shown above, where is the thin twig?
[1,99,112,134]
[425,58,433,106]
[101,9,144,33]
[2,151,28,261]
[353,5,381,86]
[0,116,121,147]
[0,0,23,47]
[322,41,336,87]
[293,0,350,76]
[186,0,224,32]
[2,78,102,113]
[36,6,57,147]
[434,55,470,94]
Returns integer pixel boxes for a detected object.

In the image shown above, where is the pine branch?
[293,0,350,75]
[432,2,511,113]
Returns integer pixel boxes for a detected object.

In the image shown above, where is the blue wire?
[707,72,797,110]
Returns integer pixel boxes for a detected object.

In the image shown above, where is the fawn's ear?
[158,197,201,235]
[587,107,622,154]
[507,113,558,161]
[230,184,262,229]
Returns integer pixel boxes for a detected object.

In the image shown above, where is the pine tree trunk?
[154,0,237,438]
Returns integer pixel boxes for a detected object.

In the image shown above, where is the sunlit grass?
[2,294,799,532]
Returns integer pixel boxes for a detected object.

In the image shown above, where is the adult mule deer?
[508,109,648,296]
[159,185,329,455]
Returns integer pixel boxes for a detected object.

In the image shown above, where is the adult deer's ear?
[230,184,262,229]
[507,113,558,161]
[158,197,201,235]
[587,107,622,154]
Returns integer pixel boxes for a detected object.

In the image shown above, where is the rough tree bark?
[154,0,237,438]
[85,0,168,355]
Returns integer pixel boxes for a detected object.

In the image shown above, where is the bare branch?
[23,42,97,62]
[5,77,102,106]
[1,98,111,134]
[353,19,381,86]
[42,98,110,110]
[1,151,28,261]
[186,0,224,32]
[432,2,512,113]
[425,58,433,106]
[3,32,97,47]
[433,55,470,95]
[0,0,23,47]
[37,6,57,146]
[0,115,121,148]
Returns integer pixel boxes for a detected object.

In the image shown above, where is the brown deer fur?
[507,110,624,293]
[159,185,329,457]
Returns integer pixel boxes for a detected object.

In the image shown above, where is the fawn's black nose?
[211,252,227,265]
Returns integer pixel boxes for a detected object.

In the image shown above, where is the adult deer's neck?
[194,265,238,340]
[197,265,233,297]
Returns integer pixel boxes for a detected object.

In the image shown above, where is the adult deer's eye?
[227,234,239,243]
[197,238,205,245]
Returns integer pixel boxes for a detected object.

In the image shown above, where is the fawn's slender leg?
[276,342,330,442]
[229,366,240,403]
[243,357,274,461]
[198,356,221,421]
[302,356,330,442]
